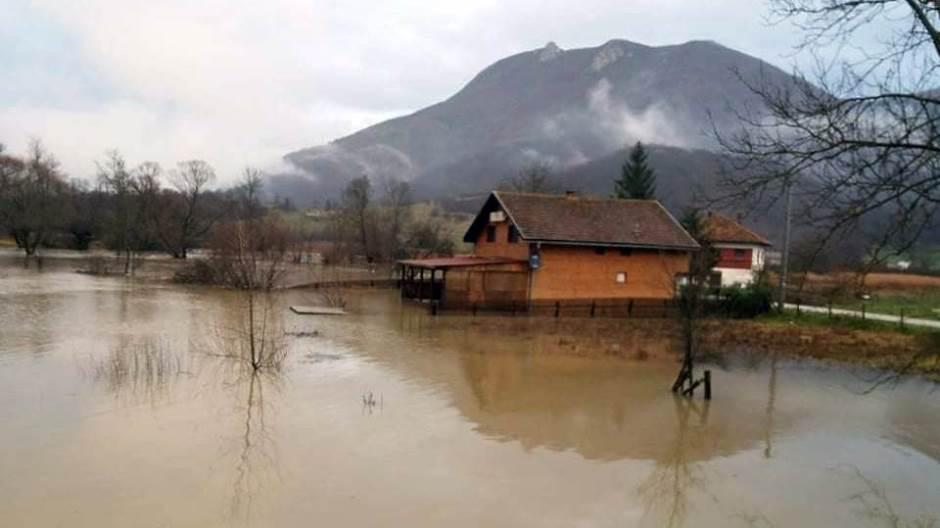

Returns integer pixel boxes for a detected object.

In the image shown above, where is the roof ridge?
[704,211,772,246]
[495,190,662,204]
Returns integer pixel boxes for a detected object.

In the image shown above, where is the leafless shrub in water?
[309,267,349,309]
[205,187,296,373]
[84,339,187,400]
[211,292,289,374]
[362,391,383,414]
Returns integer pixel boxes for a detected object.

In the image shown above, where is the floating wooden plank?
[290,305,346,316]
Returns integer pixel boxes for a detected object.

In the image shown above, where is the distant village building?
[702,212,772,287]
[398,191,699,309]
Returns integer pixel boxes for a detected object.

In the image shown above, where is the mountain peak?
[538,41,564,62]
[592,41,626,71]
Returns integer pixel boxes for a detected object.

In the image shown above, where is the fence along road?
[783,303,940,330]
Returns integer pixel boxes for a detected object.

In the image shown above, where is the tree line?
[0,140,459,268]
[0,141,241,265]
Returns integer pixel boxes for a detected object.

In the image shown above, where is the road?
[783,303,940,330]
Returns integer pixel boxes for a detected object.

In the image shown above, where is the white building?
[702,212,772,287]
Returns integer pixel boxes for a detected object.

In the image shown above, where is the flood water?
[1,259,939,527]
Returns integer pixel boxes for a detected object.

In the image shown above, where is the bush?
[173,259,228,285]
[717,283,773,318]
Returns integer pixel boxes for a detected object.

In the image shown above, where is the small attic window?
[486,226,496,242]
[507,225,519,243]
[616,272,627,284]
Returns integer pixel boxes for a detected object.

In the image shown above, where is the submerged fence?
[424,298,680,318]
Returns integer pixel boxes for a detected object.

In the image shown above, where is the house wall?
[443,263,529,306]
[713,243,765,287]
[529,246,690,300]
[469,212,691,301]
[472,217,529,260]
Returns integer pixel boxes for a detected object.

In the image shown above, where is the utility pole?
[778,178,793,312]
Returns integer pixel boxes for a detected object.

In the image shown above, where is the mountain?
[273,39,805,205]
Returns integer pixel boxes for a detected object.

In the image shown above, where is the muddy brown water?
[1,257,939,527]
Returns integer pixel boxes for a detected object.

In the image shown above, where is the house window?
[619,248,632,256]
[507,225,519,243]
[486,226,496,242]
[734,248,747,257]
[594,247,607,255]
[615,272,627,284]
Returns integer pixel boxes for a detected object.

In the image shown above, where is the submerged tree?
[614,142,656,200]
[210,171,293,372]
[672,208,717,397]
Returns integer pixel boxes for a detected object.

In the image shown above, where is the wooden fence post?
[628,299,634,316]
[554,301,560,318]
[704,370,712,400]
[590,301,596,318]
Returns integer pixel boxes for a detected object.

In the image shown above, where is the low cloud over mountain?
[273,39,804,204]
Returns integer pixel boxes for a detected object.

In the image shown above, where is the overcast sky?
[2,0,820,183]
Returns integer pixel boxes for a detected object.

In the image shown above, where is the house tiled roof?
[464,191,700,250]
[702,212,771,246]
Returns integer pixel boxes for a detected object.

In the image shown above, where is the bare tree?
[97,151,139,273]
[0,140,66,256]
[716,0,940,273]
[380,177,412,259]
[342,175,373,261]
[209,209,293,372]
[501,161,559,193]
[159,160,217,258]
[131,161,163,251]
[235,168,266,221]
[0,144,26,243]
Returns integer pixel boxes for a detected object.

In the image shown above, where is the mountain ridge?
[273,38,805,204]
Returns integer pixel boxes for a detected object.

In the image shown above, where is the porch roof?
[397,255,526,270]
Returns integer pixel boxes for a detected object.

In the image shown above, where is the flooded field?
[1,258,939,527]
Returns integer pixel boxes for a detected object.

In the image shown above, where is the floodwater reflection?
[638,396,711,528]
[228,370,281,524]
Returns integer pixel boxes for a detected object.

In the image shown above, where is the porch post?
[417,267,424,303]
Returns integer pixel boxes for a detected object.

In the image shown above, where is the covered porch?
[397,256,529,309]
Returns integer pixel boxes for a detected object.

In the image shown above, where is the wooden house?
[399,191,699,310]
[702,212,772,287]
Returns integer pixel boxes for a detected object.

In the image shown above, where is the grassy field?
[796,271,940,321]
[834,293,940,321]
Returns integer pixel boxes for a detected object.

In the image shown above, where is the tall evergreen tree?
[614,142,656,199]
